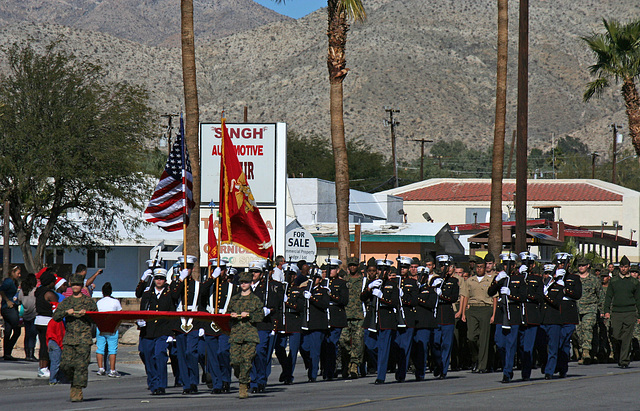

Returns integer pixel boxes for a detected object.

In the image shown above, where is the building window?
[45,248,64,266]
[87,249,106,269]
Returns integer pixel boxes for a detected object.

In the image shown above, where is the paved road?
[0,347,636,411]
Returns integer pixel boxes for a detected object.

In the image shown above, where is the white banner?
[200,123,278,204]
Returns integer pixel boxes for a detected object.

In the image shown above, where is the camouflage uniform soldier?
[574,257,603,364]
[228,272,264,399]
[339,257,366,379]
[52,274,98,402]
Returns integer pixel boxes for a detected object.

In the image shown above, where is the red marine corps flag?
[219,116,273,258]
[144,115,195,231]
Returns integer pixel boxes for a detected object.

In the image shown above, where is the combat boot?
[238,383,248,399]
[70,386,83,402]
[349,363,359,379]
[582,350,591,365]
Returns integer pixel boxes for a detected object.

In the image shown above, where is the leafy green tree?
[0,41,155,272]
[286,131,393,192]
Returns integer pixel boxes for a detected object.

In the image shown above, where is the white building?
[379,178,640,261]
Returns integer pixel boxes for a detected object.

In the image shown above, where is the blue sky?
[254,0,326,19]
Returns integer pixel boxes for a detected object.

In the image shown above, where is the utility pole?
[384,107,400,187]
[411,138,433,181]
[515,0,529,253]
[161,113,179,155]
[507,130,516,179]
[610,123,623,184]
[591,152,599,179]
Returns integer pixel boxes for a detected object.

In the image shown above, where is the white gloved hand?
[263,307,271,316]
[304,291,312,300]
[500,287,511,295]
[212,267,222,279]
[555,269,566,278]
[137,320,147,327]
[372,289,383,299]
[556,279,564,287]
[519,265,528,274]
[399,288,404,298]
[283,294,288,303]
[198,328,205,337]
[368,279,383,289]
[141,269,153,282]
[435,288,442,296]
[166,336,175,343]
[432,278,443,287]
[543,287,549,296]
[180,269,190,280]
[495,271,508,282]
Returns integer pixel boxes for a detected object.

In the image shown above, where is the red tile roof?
[399,181,623,202]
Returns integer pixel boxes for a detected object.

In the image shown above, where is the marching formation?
[133,252,640,398]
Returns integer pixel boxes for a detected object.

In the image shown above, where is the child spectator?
[95,282,122,377]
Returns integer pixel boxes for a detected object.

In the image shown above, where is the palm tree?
[274,1,365,265]
[181,0,201,271]
[488,0,509,258]
[583,19,640,158]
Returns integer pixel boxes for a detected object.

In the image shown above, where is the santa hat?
[54,276,67,290]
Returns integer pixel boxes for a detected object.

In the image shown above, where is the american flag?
[144,116,195,231]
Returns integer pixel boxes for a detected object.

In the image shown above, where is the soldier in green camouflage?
[339,257,365,379]
[228,271,264,399]
[573,257,604,364]
[52,274,98,402]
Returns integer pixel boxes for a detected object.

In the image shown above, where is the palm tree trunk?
[327,0,351,265]
[489,0,508,257]
[181,0,201,271]
[622,79,640,159]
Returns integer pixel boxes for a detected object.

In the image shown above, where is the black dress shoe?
[544,374,552,380]
[522,377,530,382]
[284,379,293,385]
[157,388,165,395]
[190,385,198,394]
[250,387,258,393]
[258,384,266,393]
[415,376,425,382]
[3,355,18,361]
[212,389,222,394]
[477,369,489,374]
[501,375,511,383]
[438,374,446,380]
[396,378,405,383]
[222,382,230,393]
[620,364,629,369]
[559,372,566,379]
[151,389,160,396]
[374,379,385,385]
[182,388,192,395]
[308,378,316,383]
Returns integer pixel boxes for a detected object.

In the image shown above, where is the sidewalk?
[0,335,147,388]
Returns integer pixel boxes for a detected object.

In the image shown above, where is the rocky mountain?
[1,0,638,160]
[0,0,290,47]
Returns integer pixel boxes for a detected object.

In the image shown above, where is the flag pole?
[181,114,188,312]
[215,112,226,315]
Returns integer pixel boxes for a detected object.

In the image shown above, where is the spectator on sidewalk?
[18,273,39,362]
[63,264,103,298]
[1,266,23,360]
[35,269,59,378]
[47,277,68,385]
[95,282,122,378]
